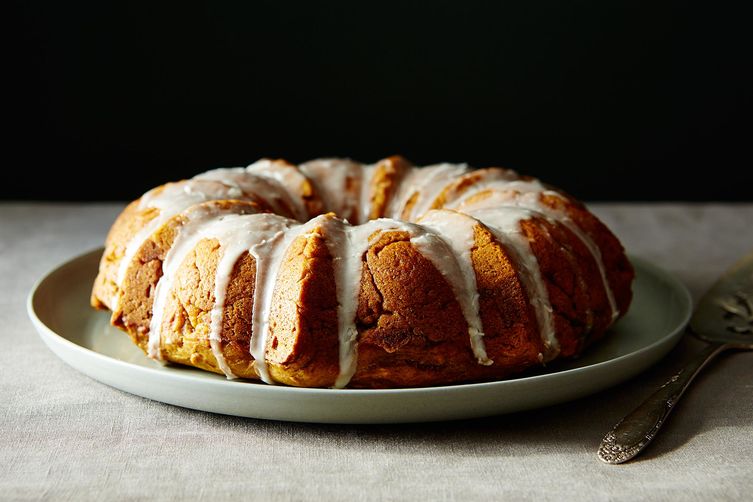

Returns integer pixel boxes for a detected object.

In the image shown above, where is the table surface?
[2,202,752,501]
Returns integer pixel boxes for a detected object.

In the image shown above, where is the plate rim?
[28,247,692,402]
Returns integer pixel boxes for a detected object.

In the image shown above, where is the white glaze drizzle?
[299,159,362,222]
[445,179,548,208]
[245,159,311,221]
[358,163,377,223]
[248,215,325,383]
[390,163,470,221]
[330,216,495,388]
[408,164,468,221]
[148,212,296,377]
[466,207,559,360]
[206,214,284,378]
[416,210,493,366]
[329,219,414,388]
[115,180,244,306]
[297,216,359,388]
[195,165,304,220]
[147,204,239,363]
[384,165,417,218]
[452,186,619,321]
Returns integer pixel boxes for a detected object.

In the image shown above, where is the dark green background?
[8,2,752,201]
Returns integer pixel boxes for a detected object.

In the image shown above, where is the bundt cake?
[91,156,634,388]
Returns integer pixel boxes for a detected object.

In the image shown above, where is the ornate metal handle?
[598,342,729,464]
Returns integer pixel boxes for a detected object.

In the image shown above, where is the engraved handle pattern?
[597,342,729,464]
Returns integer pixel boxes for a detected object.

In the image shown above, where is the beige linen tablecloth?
[1,202,752,501]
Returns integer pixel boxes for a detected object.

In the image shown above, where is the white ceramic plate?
[28,248,692,424]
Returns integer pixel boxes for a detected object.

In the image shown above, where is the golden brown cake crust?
[368,155,412,220]
[104,200,263,350]
[266,230,341,387]
[90,157,635,389]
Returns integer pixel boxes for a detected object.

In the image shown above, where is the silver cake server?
[598,251,753,464]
